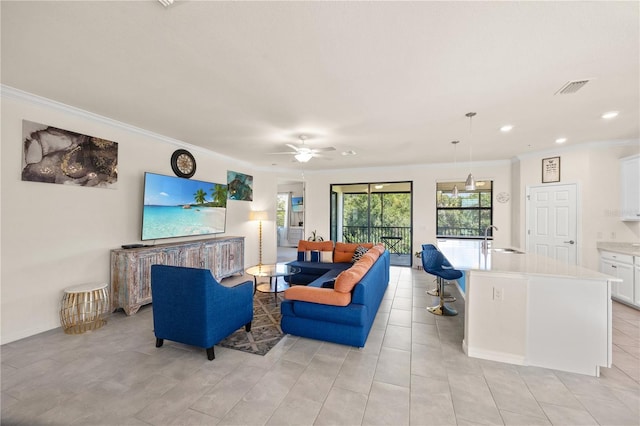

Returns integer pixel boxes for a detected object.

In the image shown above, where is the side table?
[246,264,301,305]
[60,282,109,334]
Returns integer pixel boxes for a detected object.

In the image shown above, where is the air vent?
[555,79,590,95]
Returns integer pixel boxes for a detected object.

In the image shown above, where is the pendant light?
[465,112,477,191]
[451,140,460,198]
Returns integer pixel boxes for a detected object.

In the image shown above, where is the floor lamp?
[249,210,268,265]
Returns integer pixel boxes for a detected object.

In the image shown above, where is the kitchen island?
[438,240,617,377]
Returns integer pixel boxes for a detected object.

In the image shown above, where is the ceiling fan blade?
[268,151,297,155]
[285,143,301,151]
[312,153,333,160]
[311,146,336,152]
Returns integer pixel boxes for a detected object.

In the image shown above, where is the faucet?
[482,225,498,255]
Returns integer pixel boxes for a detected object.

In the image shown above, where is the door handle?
[563,240,575,244]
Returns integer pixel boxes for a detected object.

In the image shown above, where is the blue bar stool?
[421,244,462,316]
[423,244,456,302]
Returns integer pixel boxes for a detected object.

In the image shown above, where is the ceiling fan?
[270,135,336,163]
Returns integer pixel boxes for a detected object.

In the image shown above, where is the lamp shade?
[249,210,268,221]
[465,173,476,191]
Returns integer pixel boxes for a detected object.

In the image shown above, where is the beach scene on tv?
[142,173,227,240]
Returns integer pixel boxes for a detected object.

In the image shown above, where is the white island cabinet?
[440,245,616,377]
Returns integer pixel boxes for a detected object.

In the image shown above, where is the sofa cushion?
[284,286,351,306]
[297,240,334,262]
[373,243,386,255]
[334,242,374,263]
[355,252,376,270]
[364,248,380,262]
[334,262,369,293]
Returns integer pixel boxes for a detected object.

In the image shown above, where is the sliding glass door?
[330,181,412,266]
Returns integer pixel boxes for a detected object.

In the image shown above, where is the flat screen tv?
[141,172,227,241]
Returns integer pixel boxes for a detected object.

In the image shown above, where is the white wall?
[298,161,514,267]
[515,141,640,270]
[1,89,277,344]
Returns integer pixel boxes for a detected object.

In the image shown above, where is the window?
[436,181,493,238]
[276,193,288,227]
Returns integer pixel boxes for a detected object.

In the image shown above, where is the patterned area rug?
[218,290,284,356]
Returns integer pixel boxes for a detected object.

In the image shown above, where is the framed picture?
[291,196,304,212]
[542,156,561,183]
[226,170,253,201]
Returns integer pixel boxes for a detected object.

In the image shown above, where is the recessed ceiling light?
[602,111,619,119]
[555,137,567,144]
[500,125,513,132]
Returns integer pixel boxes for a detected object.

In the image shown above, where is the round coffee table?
[246,263,301,304]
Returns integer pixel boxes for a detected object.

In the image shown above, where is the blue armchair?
[150,265,254,360]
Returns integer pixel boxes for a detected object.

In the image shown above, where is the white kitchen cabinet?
[600,250,634,305]
[288,227,304,246]
[620,154,640,221]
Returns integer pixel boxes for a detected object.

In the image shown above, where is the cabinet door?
[600,258,619,298]
[201,243,217,277]
[621,155,640,221]
[616,262,635,304]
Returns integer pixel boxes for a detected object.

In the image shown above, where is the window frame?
[436,181,494,239]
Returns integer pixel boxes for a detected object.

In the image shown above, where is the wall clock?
[170,149,196,178]
[496,192,510,203]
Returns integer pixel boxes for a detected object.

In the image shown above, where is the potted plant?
[308,230,324,242]
[414,251,423,269]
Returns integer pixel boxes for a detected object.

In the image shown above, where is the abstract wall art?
[227,170,253,201]
[21,120,118,188]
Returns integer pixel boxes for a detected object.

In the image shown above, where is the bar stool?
[421,245,462,316]
[422,244,455,302]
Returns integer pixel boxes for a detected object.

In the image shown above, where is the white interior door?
[527,184,578,264]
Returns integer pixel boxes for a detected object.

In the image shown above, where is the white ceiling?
[2,1,638,171]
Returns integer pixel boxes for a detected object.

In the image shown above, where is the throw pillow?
[351,245,368,263]
[321,279,336,289]
[320,250,333,263]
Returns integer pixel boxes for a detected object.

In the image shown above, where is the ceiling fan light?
[465,173,476,190]
[294,152,313,163]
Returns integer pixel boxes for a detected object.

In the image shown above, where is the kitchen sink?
[491,248,525,254]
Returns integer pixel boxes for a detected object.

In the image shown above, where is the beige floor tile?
[2,265,638,426]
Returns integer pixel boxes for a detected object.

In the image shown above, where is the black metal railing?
[342,226,411,254]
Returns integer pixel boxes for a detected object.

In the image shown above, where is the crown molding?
[1,84,260,169]
[1,86,170,149]
[514,138,639,161]
[1,84,194,148]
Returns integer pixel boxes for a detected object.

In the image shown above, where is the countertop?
[596,242,640,257]
[437,241,617,281]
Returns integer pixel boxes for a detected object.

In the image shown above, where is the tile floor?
[2,266,639,425]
